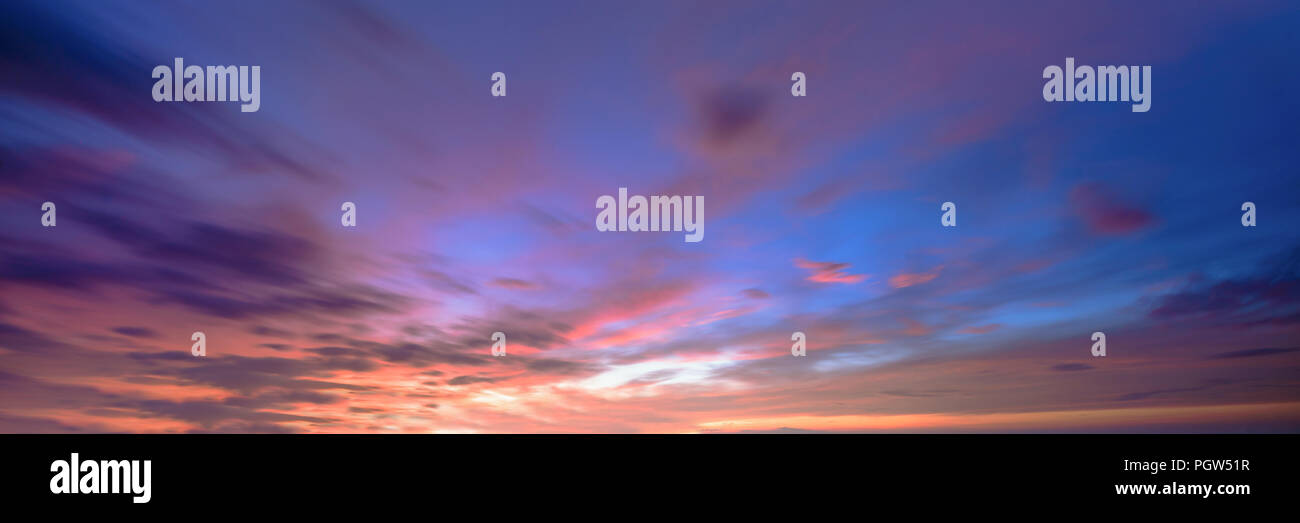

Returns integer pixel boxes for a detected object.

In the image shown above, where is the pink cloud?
[490,278,539,291]
[902,318,932,336]
[1070,182,1157,235]
[889,266,942,288]
[960,324,1003,335]
[796,258,868,284]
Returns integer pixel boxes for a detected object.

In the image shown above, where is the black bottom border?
[2,434,1291,512]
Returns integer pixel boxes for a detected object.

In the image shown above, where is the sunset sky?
[1,0,1298,433]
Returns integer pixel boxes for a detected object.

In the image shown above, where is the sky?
[1,0,1298,433]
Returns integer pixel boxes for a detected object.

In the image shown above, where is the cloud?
[695,86,769,148]
[111,326,157,338]
[224,390,344,409]
[124,399,335,427]
[128,351,375,395]
[1069,182,1157,235]
[367,340,492,367]
[1149,255,1300,327]
[0,413,104,433]
[0,6,336,183]
[889,267,942,288]
[447,375,509,386]
[0,322,74,353]
[74,209,318,287]
[796,258,868,284]
[520,357,602,376]
[1114,380,1239,402]
[249,325,296,338]
[901,318,931,337]
[1208,347,1300,359]
[959,324,1002,335]
[0,251,158,290]
[491,278,540,290]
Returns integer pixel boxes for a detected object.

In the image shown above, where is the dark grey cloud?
[127,351,375,395]
[447,375,509,386]
[0,3,337,183]
[122,399,335,427]
[368,341,491,367]
[153,284,409,321]
[423,270,478,295]
[0,252,149,290]
[1115,380,1236,402]
[881,389,959,398]
[1207,347,1300,359]
[521,357,601,376]
[0,370,123,408]
[248,325,297,338]
[223,390,343,409]
[0,322,74,353]
[112,326,157,338]
[0,413,99,433]
[1149,249,1300,327]
[626,369,679,386]
[444,305,573,351]
[1,369,333,432]
[186,422,301,434]
[1,343,376,432]
[304,346,372,358]
[697,86,769,146]
[2,205,413,326]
